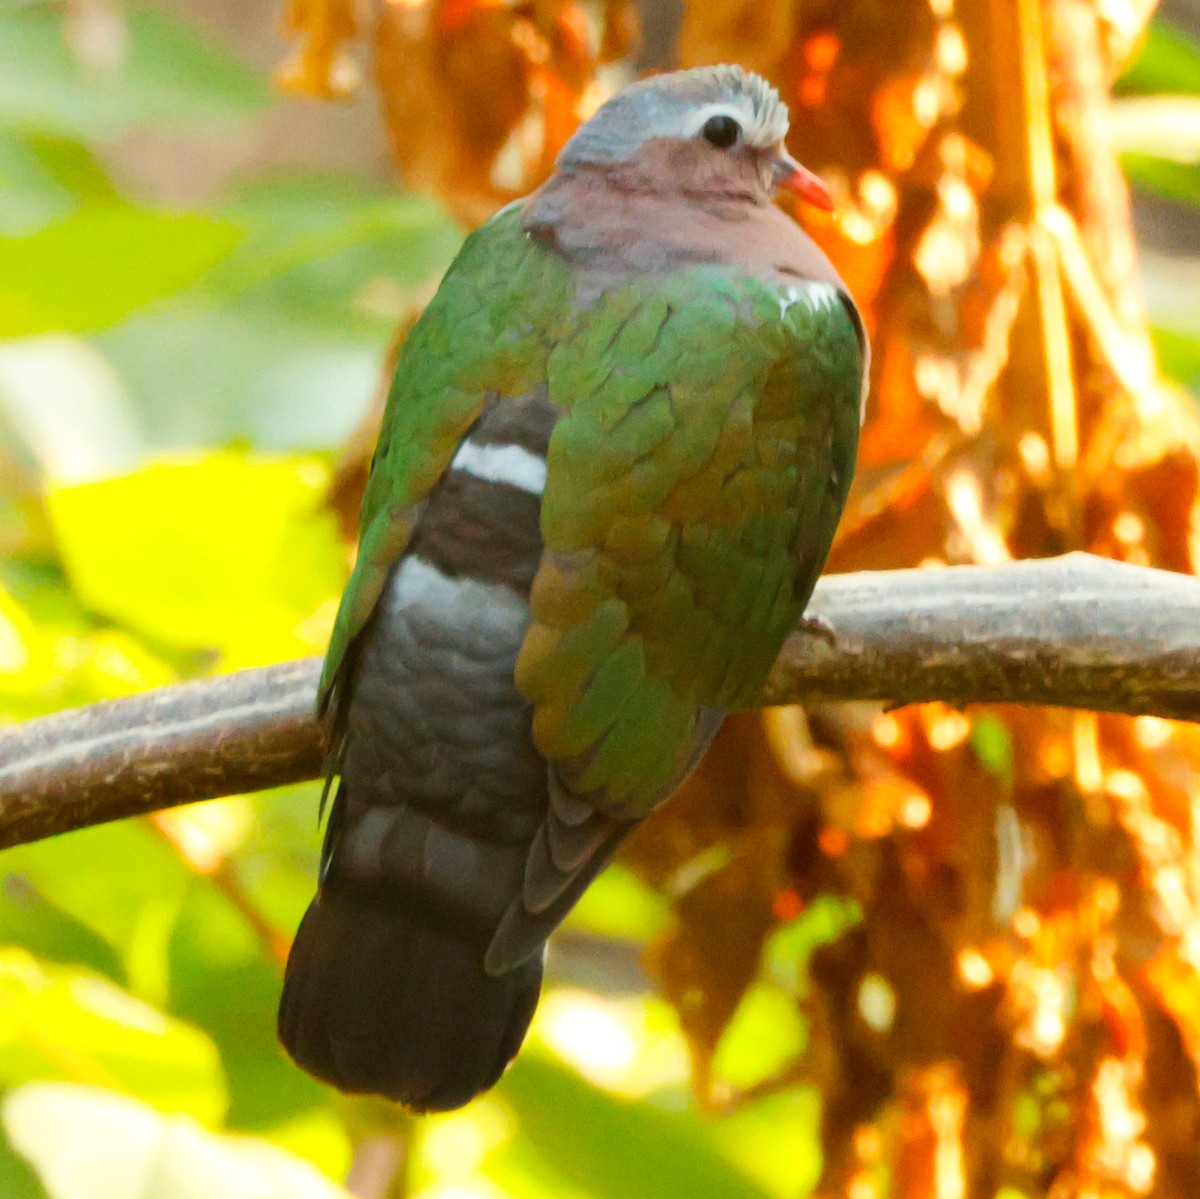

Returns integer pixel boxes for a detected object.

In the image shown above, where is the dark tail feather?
[279,883,542,1112]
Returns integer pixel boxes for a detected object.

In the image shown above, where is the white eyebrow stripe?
[683,100,784,148]
[450,440,548,495]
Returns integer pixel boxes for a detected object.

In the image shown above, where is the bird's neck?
[522,155,770,299]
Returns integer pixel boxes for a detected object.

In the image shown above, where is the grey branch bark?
[2,552,1199,851]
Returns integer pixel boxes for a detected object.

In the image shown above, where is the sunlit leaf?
[1153,326,1200,392]
[45,452,343,661]
[530,988,690,1097]
[0,951,227,1124]
[257,1109,352,1180]
[1,810,317,1130]
[0,206,241,338]
[1117,18,1200,97]
[710,1090,823,1199]
[4,1084,349,1199]
[0,566,176,721]
[2,821,196,997]
[565,863,671,944]
[711,982,806,1090]
[494,1054,772,1199]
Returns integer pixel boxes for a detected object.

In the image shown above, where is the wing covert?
[516,265,864,816]
[319,203,574,721]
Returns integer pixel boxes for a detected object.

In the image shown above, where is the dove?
[280,63,866,1112]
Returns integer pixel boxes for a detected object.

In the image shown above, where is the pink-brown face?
[555,66,833,211]
[684,107,832,208]
[612,130,833,213]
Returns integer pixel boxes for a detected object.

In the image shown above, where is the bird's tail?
[278,881,542,1112]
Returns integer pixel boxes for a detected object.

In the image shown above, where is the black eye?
[701,114,741,149]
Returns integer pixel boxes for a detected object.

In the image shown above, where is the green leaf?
[203,181,460,333]
[494,1054,773,1199]
[0,206,241,337]
[0,130,121,236]
[971,713,1015,792]
[1153,326,1200,392]
[0,2,269,140]
[0,132,75,235]
[1117,19,1200,97]
[95,305,385,451]
[0,571,177,722]
[0,813,314,1130]
[4,1083,349,1199]
[710,1090,822,1199]
[763,894,862,992]
[0,1127,47,1199]
[565,863,671,944]
[255,1110,351,1181]
[0,873,122,983]
[14,134,121,206]
[167,869,330,1130]
[712,982,806,1090]
[0,951,227,1124]
[1123,153,1200,207]
[94,182,459,451]
[45,451,343,661]
[1,822,196,999]
[229,783,321,937]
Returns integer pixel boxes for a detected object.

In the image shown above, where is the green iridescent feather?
[517,267,862,811]
[319,204,574,710]
[321,206,861,823]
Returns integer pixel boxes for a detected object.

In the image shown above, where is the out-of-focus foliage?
[5,1083,350,1199]
[2,1,1200,1198]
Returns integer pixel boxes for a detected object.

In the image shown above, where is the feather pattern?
[281,64,866,1113]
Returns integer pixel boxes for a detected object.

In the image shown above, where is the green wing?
[516,266,863,814]
[319,203,573,716]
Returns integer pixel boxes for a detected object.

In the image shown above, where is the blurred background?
[0,0,1199,1196]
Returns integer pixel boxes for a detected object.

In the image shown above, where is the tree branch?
[3,553,1199,850]
[0,657,325,849]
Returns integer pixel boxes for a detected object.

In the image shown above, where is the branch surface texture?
[3,553,1198,850]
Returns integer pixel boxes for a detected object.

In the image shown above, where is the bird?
[279,63,868,1113]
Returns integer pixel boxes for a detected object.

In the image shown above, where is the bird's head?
[556,65,833,210]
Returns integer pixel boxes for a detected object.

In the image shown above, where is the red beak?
[774,152,835,211]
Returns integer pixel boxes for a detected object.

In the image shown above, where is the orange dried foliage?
[291,0,1200,1192]
[277,0,359,98]
[371,0,632,224]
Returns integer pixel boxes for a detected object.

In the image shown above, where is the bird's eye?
[701,114,742,149]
